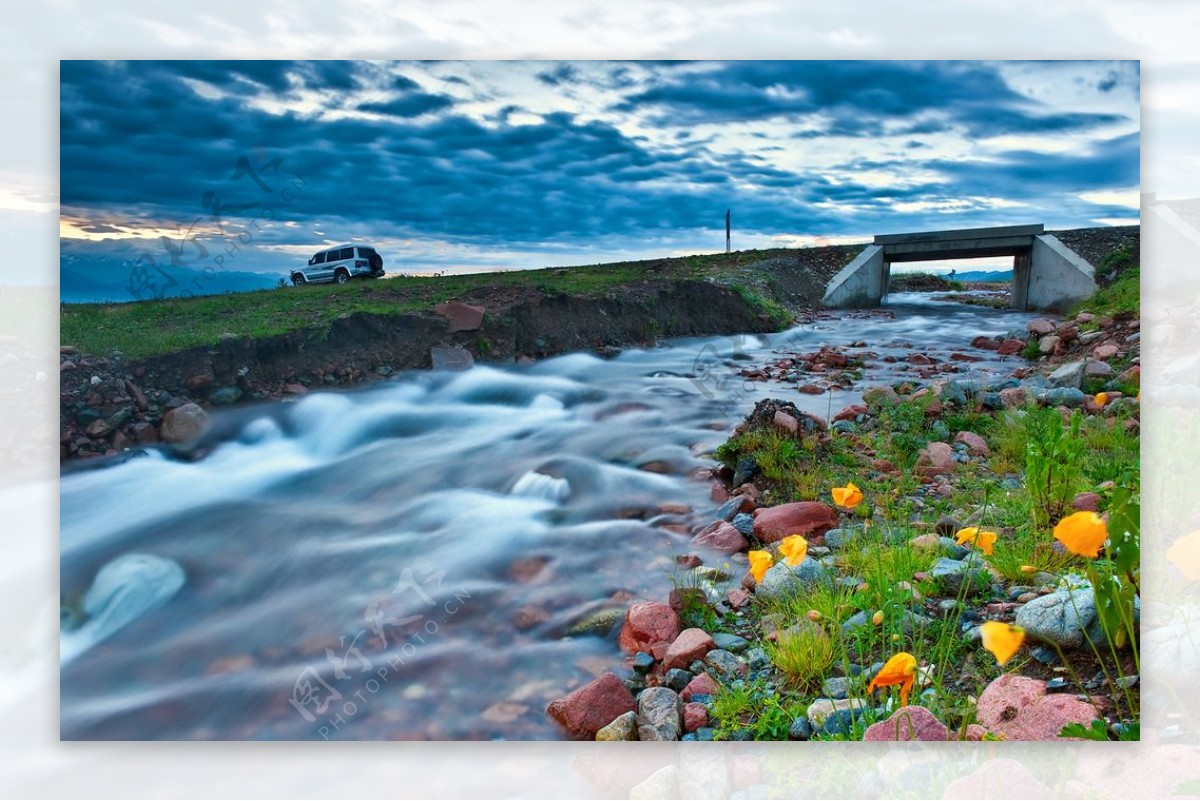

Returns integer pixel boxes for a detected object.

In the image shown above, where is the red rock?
[1093,344,1119,360]
[683,703,709,732]
[680,671,720,701]
[997,338,1025,356]
[434,300,485,332]
[797,384,824,394]
[509,555,550,583]
[907,353,933,365]
[752,502,838,543]
[185,372,214,391]
[1000,387,1029,408]
[710,481,729,503]
[124,380,148,411]
[1072,492,1102,512]
[971,336,1001,351]
[950,352,981,362]
[872,458,899,474]
[662,628,715,671]
[834,404,868,422]
[974,675,1099,741]
[725,588,750,609]
[773,410,799,434]
[512,605,549,630]
[675,554,702,569]
[1027,318,1056,336]
[915,441,955,478]
[953,430,990,456]
[547,673,637,739]
[690,521,748,554]
[1120,365,1140,385]
[618,602,680,654]
[862,706,950,741]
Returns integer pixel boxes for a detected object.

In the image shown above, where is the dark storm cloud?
[60,60,1139,266]
[357,92,455,117]
[619,61,1130,138]
[536,64,580,86]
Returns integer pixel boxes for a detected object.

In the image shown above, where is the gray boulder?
[755,558,831,601]
[637,686,683,741]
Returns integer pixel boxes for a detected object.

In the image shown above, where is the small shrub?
[767,625,836,689]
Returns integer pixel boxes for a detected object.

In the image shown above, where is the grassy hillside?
[60,247,856,360]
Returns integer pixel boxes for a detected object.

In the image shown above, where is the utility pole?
[725,209,731,253]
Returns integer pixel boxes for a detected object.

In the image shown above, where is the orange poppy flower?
[866,652,917,706]
[955,527,998,556]
[980,621,1025,666]
[1053,511,1108,558]
[778,534,808,567]
[748,550,774,583]
[831,482,864,510]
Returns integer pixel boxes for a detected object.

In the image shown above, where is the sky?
[59,60,1140,283]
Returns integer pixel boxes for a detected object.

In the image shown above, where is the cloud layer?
[59,60,1140,276]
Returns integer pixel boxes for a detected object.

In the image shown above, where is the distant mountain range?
[949,270,1012,283]
[61,255,280,303]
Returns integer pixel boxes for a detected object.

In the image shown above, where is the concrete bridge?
[821,224,1096,311]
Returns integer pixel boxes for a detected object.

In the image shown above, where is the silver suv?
[292,244,385,285]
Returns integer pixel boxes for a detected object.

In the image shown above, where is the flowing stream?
[60,293,1037,740]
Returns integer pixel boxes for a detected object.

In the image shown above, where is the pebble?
[663,668,692,692]
[745,647,770,671]
[821,676,851,699]
[930,557,989,596]
[596,710,638,741]
[712,633,749,653]
[822,708,868,737]
[703,649,747,681]
[823,528,860,549]
[632,652,655,674]
[788,717,814,741]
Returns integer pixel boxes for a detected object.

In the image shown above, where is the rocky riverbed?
[548,304,1142,742]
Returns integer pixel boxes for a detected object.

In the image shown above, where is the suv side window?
[313,251,326,264]
[338,247,354,261]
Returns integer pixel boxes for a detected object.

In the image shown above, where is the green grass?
[1072,245,1139,319]
[709,677,805,740]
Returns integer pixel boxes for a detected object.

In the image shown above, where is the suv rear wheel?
[334,269,350,285]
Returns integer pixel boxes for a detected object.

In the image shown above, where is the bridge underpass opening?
[822,224,1097,311]
[885,255,1015,303]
